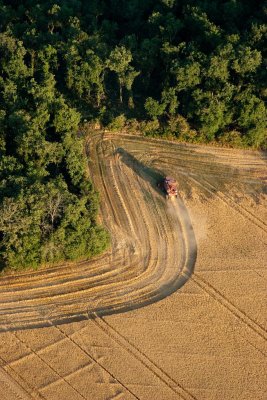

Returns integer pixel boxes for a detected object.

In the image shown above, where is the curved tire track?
[0,134,197,331]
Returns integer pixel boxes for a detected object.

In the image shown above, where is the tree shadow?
[116,145,267,205]
[115,147,167,198]
[0,147,198,332]
[2,145,265,332]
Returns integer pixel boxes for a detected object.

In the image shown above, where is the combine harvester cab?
[159,176,178,200]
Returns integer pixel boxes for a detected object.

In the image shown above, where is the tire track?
[195,177,267,233]
[36,319,141,400]
[0,133,264,333]
[92,315,198,400]
[6,329,90,400]
[0,133,265,398]
[184,173,267,235]
[0,367,36,400]
[0,353,45,400]
[0,133,196,329]
[96,141,124,228]
[191,274,267,342]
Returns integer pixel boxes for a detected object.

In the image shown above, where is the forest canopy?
[0,0,266,269]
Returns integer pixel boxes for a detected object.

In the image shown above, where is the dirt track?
[0,133,266,399]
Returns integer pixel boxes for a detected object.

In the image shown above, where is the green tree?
[236,92,266,147]
[107,45,138,103]
[171,60,201,91]
[191,89,228,141]
[232,47,262,75]
[145,97,166,120]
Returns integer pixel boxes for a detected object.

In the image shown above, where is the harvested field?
[0,134,266,399]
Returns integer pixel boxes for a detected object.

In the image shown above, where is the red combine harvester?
[159,176,178,199]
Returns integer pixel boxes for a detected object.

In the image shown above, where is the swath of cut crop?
[0,133,197,331]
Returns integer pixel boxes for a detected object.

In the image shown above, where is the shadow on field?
[115,147,166,198]
[115,148,255,203]
[0,148,198,332]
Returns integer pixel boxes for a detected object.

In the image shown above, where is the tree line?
[0,0,266,269]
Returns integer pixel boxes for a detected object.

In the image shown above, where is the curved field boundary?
[0,133,265,331]
[0,133,197,331]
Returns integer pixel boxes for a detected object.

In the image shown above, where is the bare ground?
[0,134,266,399]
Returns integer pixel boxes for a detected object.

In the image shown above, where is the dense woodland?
[0,0,266,269]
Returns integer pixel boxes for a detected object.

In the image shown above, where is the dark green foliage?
[0,24,109,270]
[0,0,266,268]
[1,0,265,147]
